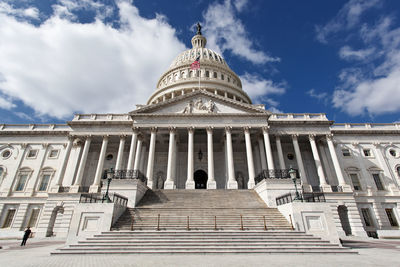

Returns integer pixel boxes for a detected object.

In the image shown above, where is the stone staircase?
[52,190,355,254]
[113,189,292,231]
[53,230,355,254]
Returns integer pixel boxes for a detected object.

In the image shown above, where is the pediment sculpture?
[182,98,217,114]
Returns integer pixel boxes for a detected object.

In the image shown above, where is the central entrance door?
[194,170,207,189]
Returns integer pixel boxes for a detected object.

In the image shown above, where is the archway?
[338,205,352,236]
[46,206,64,237]
[194,170,207,189]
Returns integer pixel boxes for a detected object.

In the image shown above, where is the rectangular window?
[27,209,40,228]
[38,174,51,191]
[342,149,351,157]
[27,149,38,158]
[372,173,384,190]
[1,209,16,228]
[361,208,373,227]
[15,174,28,191]
[385,208,399,227]
[349,174,361,191]
[49,149,59,158]
[363,149,372,157]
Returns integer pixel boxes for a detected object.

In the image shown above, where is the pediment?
[130,90,269,115]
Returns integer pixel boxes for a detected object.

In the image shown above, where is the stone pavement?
[0,237,400,267]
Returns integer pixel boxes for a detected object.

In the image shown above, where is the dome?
[147,26,252,105]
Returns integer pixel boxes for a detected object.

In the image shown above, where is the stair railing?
[157,214,160,231]
[214,216,217,230]
[187,216,190,231]
[289,214,295,230]
[263,216,267,231]
[240,215,244,231]
[130,214,134,231]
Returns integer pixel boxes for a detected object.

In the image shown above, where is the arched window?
[15,168,32,192]
[213,72,217,78]
[206,71,210,77]
[396,166,400,177]
[37,168,55,192]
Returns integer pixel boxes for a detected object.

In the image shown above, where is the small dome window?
[2,150,11,159]
[389,149,397,157]
[287,153,294,160]
[206,71,210,77]
[213,72,217,78]
[106,154,113,161]
[221,74,224,80]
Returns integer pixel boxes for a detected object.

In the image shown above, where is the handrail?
[214,216,217,230]
[276,191,326,206]
[157,214,160,231]
[255,169,299,184]
[131,214,134,231]
[240,215,244,231]
[79,193,128,207]
[263,216,267,231]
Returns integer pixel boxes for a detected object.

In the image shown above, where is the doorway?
[338,205,352,236]
[194,170,207,189]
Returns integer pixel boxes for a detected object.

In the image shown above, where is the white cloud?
[339,45,375,61]
[315,0,380,43]
[233,0,248,12]
[202,0,279,64]
[0,2,39,20]
[0,0,186,119]
[307,89,328,102]
[240,72,285,109]
[0,95,15,110]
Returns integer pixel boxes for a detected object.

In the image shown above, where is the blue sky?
[1,0,400,124]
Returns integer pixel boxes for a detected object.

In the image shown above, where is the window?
[1,149,11,159]
[372,173,384,190]
[0,167,3,177]
[342,149,351,157]
[389,149,396,157]
[27,149,38,158]
[397,166,400,177]
[221,74,224,80]
[49,149,59,158]
[385,209,399,227]
[287,153,294,160]
[349,174,362,191]
[363,149,372,157]
[38,174,51,191]
[213,72,217,78]
[15,174,28,191]
[27,209,40,228]
[205,71,209,77]
[361,208,373,227]
[1,209,16,228]
[106,154,113,161]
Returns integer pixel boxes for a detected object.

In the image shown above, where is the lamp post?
[289,167,302,201]
[102,168,114,203]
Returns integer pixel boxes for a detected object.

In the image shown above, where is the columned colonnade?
[64,127,349,192]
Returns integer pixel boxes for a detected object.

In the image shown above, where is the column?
[226,127,238,189]
[258,137,267,170]
[186,127,195,189]
[115,136,126,170]
[275,135,286,170]
[51,137,73,192]
[244,127,255,189]
[133,136,143,171]
[164,127,176,189]
[309,134,331,192]
[262,126,274,171]
[207,127,216,189]
[126,129,138,170]
[146,128,157,189]
[291,134,311,191]
[89,136,108,193]
[327,134,351,191]
[71,136,91,193]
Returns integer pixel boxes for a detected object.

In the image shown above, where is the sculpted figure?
[207,100,216,113]
[183,100,193,113]
[195,98,204,110]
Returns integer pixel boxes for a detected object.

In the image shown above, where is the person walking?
[21,227,31,246]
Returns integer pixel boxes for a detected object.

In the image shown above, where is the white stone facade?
[0,31,399,240]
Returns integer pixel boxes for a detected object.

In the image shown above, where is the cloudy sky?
[1,0,400,124]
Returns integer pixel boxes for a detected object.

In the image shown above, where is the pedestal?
[227,181,238,189]
[207,180,217,189]
[89,185,100,193]
[185,181,195,189]
[164,180,175,189]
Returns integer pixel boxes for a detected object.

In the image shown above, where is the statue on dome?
[196,22,202,35]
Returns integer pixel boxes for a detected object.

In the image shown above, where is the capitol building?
[0,26,399,252]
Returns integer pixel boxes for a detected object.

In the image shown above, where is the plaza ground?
[0,237,399,267]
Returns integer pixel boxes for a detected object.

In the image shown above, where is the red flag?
[190,55,200,70]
